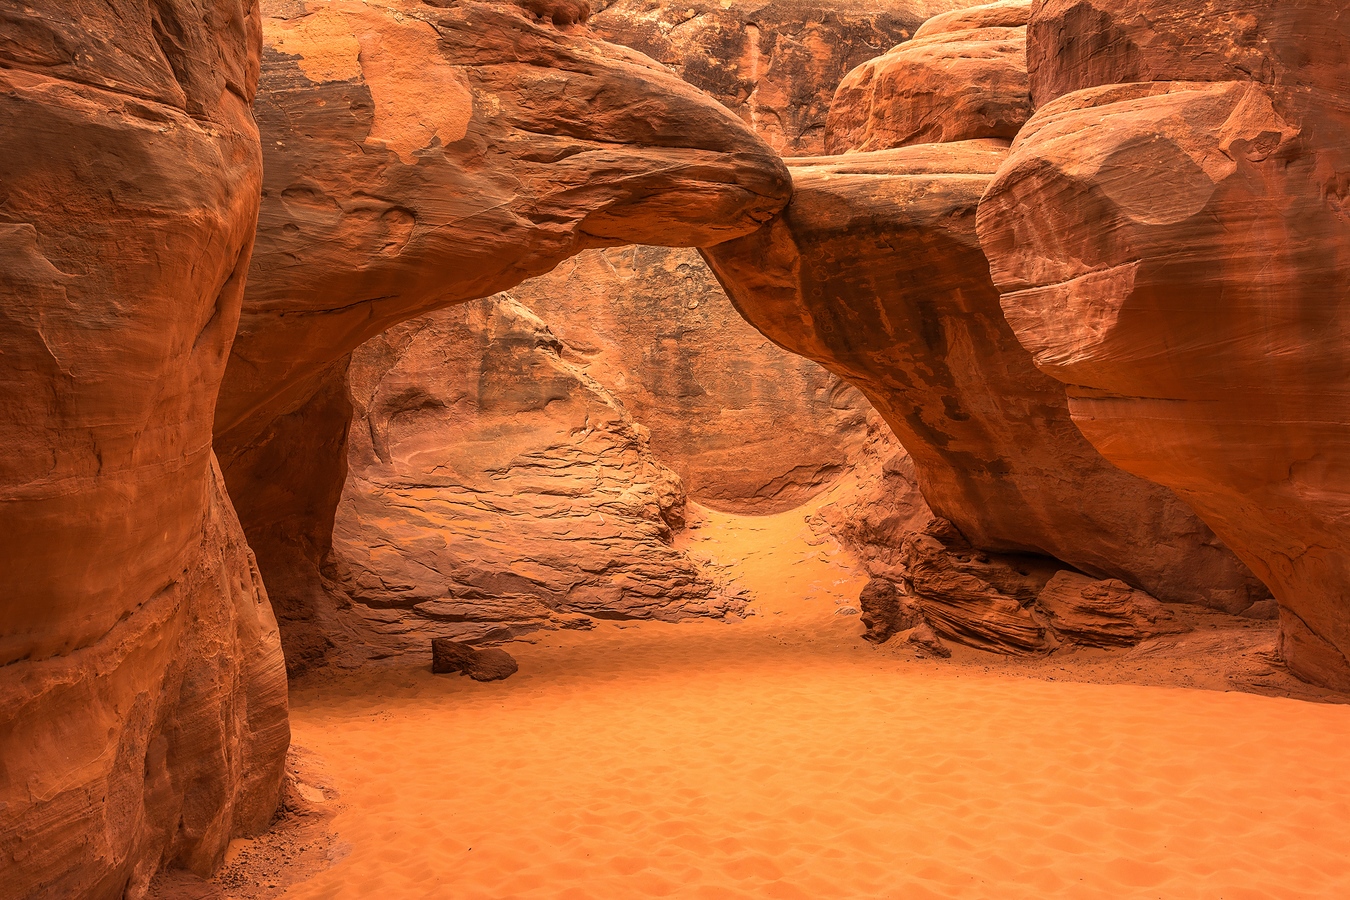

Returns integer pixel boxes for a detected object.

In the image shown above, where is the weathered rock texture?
[590,0,969,156]
[501,247,873,512]
[826,0,1030,153]
[0,0,288,894]
[703,145,1267,613]
[431,639,519,681]
[328,298,744,659]
[215,0,791,670]
[977,0,1350,689]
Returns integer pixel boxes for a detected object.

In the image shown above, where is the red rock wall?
[977,0,1350,688]
[590,0,969,155]
[325,298,746,659]
[504,247,874,513]
[0,0,288,893]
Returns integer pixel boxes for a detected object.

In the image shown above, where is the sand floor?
[232,503,1350,899]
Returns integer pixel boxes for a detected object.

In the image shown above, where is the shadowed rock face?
[590,0,968,155]
[0,0,289,895]
[703,143,1267,611]
[978,0,1350,689]
[214,0,791,669]
[826,0,1030,153]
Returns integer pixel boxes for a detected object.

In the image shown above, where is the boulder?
[859,577,922,643]
[1037,571,1188,648]
[826,0,1031,153]
[702,144,1267,611]
[977,0,1350,688]
[431,639,520,681]
[0,0,289,894]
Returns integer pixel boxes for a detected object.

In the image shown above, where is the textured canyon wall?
[977,0,1350,688]
[0,0,288,896]
[216,0,790,670]
[327,298,745,658]
[703,1,1269,613]
[503,247,873,513]
[591,0,968,155]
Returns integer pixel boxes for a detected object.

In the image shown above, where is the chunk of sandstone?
[977,0,1350,689]
[827,0,1031,153]
[1037,572,1189,649]
[859,577,922,644]
[432,639,520,682]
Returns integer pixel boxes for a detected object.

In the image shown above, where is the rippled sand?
[277,504,1350,899]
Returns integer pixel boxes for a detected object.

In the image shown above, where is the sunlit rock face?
[703,144,1267,612]
[500,247,874,513]
[215,0,791,670]
[826,0,1030,153]
[977,0,1350,689]
[0,0,288,894]
[590,0,969,155]
[326,297,745,659]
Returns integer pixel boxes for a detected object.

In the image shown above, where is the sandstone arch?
[213,0,792,670]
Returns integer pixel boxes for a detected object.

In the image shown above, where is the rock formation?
[216,0,792,670]
[431,639,520,681]
[702,144,1266,612]
[825,0,1030,153]
[327,297,744,661]
[500,247,873,513]
[590,0,968,155]
[0,0,289,895]
[977,0,1350,689]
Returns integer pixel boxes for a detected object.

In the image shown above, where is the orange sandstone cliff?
[0,0,288,895]
[977,0,1350,689]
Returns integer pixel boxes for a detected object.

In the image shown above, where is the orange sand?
[276,504,1350,899]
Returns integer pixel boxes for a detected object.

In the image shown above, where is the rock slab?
[432,639,519,682]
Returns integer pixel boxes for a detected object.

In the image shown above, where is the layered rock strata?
[977,0,1350,688]
[216,0,791,669]
[703,146,1266,611]
[500,247,873,513]
[328,297,744,659]
[591,0,969,155]
[0,0,288,894]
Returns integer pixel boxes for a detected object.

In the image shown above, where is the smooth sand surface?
[277,504,1350,899]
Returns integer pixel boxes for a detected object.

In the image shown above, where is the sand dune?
[270,504,1350,899]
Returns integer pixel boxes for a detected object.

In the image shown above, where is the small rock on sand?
[431,639,519,681]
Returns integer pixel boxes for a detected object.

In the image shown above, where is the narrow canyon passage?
[225,500,1350,900]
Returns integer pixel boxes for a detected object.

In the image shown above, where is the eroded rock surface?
[1037,571,1187,649]
[703,145,1266,611]
[591,0,968,155]
[501,247,873,513]
[826,0,1030,153]
[216,0,791,669]
[977,0,1350,688]
[326,298,743,661]
[0,0,288,890]
[431,639,520,681]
